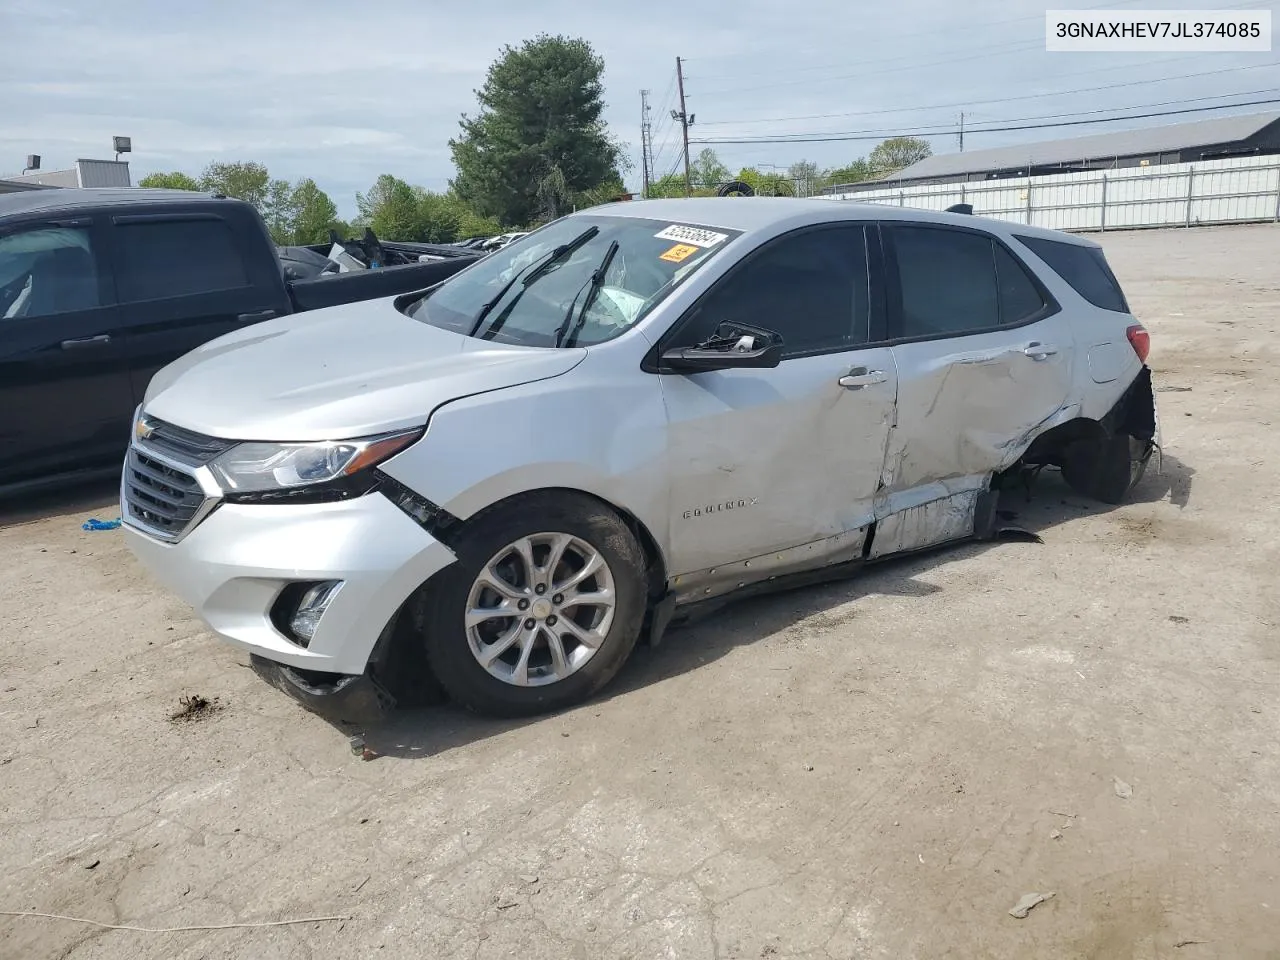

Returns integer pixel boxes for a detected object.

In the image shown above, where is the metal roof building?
[834,111,1280,191]
[0,158,132,194]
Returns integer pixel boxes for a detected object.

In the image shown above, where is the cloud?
[2,0,1275,215]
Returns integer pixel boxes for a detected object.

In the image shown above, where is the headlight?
[209,430,421,494]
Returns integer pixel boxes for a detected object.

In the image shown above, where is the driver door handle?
[838,367,887,389]
[60,334,111,350]
[1023,342,1058,361]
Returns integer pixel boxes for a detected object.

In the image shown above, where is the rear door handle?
[236,309,277,324]
[1023,342,1058,361]
[60,334,111,350]
[838,368,888,389]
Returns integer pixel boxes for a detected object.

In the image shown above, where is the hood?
[143,297,586,441]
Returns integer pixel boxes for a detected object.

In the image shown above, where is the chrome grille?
[138,418,234,466]
[123,418,229,541]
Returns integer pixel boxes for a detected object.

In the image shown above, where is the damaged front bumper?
[250,655,396,726]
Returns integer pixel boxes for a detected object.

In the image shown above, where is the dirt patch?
[1112,511,1214,548]
[168,694,224,724]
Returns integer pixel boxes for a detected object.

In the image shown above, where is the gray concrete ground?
[1,224,1278,959]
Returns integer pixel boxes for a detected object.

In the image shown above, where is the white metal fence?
[820,154,1280,233]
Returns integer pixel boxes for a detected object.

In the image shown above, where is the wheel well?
[1018,417,1107,469]
[374,486,669,706]
[1005,367,1156,478]
[459,486,668,601]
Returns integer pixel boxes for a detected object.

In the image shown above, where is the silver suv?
[121,198,1158,720]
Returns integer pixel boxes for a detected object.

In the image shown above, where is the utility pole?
[958,112,965,153]
[674,57,694,196]
[640,89,653,197]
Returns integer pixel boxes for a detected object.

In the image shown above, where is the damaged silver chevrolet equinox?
[122,198,1158,721]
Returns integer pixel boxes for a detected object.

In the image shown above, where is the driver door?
[0,219,133,487]
[655,224,897,577]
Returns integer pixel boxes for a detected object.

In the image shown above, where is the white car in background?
[121,198,1157,722]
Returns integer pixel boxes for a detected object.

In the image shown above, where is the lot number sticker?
[660,243,700,263]
[654,224,729,248]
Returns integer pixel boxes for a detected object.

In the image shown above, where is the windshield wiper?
[555,240,620,348]
[467,226,599,337]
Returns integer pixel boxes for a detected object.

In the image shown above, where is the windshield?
[403,215,741,347]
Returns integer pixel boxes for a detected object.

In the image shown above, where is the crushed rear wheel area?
[1006,366,1157,504]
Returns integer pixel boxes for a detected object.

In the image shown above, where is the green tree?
[826,158,874,187]
[262,178,297,243]
[787,160,823,197]
[573,176,632,210]
[690,148,730,190]
[140,163,345,244]
[199,161,274,208]
[413,187,462,243]
[138,171,201,191]
[443,192,503,239]
[645,172,687,199]
[355,175,464,242]
[450,34,624,226]
[736,167,794,197]
[356,174,423,240]
[197,161,301,241]
[286,179,342,244]
[868,137,932,176]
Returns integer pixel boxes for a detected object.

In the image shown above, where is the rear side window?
[1016,235,1128,313]
[994,245,1046,325]
[892,226,999,337]
[115,218,250,302]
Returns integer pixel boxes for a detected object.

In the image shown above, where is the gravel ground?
[1,223,1277,959]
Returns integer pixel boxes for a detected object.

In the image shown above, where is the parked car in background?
[0,188,481,494]
[120,198,1157,723]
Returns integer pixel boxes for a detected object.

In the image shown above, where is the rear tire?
[418,492,647,718]
[1062,431,1151,505]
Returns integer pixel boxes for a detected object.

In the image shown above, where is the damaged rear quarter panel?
[881,328,1078,496]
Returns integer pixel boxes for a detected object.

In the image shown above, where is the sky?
[2,0,1277,217]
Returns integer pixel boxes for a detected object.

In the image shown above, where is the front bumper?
[122,490,457,677]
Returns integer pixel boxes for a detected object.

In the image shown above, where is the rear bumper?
[122,490,457,677]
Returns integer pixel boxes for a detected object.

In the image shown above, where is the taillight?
[1126,324,1150,363]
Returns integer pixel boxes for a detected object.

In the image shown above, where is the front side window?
[892,225,999,338]
[0,226,101,320]
[673,225,870,357]
[115,218,250,302]
[404,215,742,348]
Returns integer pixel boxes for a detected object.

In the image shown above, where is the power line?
[688,0,1272,93]
[690,96,1280,145]
[696,88,1280,143]
[683,0,1159,81]
[696,41,1041,95]
[694,40,1043,93]
[697,60,1279,129]
[647,63,682,175]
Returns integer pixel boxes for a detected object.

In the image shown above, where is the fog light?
[289,581,343,646]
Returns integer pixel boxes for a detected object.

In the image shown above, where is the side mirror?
[660,322,784,372]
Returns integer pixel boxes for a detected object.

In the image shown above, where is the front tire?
[418,492,647,717]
